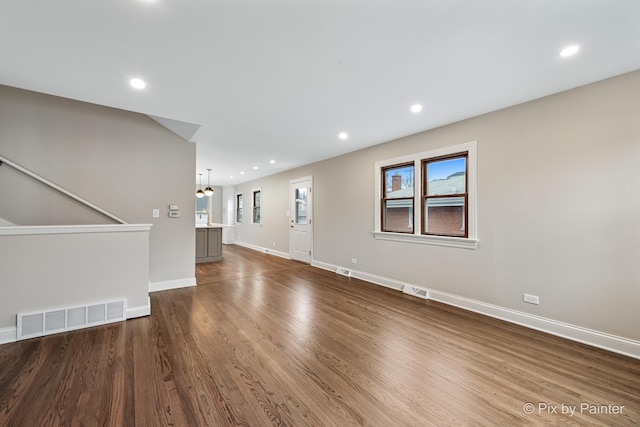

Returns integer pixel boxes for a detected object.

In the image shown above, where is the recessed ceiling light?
[253,166,258,170]
[338,132,348,140]
[240,171,245,175]
[229,176,234,179]
[410,104,423,113]
[559,45,580,57]
[130,78,146,89]
[269,160,276,164]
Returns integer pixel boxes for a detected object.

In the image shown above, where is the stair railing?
[0,154,127,224]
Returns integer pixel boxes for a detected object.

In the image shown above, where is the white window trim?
[235,192,243,224]
[373,141,478,249]
[251,187,262,225]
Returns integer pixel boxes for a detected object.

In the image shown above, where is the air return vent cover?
[17,299,126,341]
[402,285,429,300]
[335,267,352,277]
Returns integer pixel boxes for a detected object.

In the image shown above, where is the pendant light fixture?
[196,173,205,198]
[204,168,214,196]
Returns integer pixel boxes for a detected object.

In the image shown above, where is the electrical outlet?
[351,258,357,264]
[523,293,540,305]
[152,209,160,218]
[272,241,276,247]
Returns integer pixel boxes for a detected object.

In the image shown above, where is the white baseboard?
[311,260,337,273]
[312,261,640,360]
[266,248,291,259]
[427,290,640,360]
[0,327,16,344]
[149,277,197,292]
[234,241,291,259]
[126,297,151,319]
[312,261,404,291]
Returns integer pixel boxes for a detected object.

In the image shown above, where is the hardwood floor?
[1,244,638,426]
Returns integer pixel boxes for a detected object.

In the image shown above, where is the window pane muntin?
[381,162,414,233]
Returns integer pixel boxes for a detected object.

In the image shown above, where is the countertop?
[196,223,233,228]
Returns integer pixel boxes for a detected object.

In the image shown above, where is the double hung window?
[252,190,261,224]
[374,141,477,249]
[236,194,243,223]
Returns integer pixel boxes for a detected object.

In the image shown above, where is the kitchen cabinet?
[196,227,223,263]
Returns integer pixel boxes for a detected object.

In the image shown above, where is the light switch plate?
[169,204,179,210]
[152,209,160,218]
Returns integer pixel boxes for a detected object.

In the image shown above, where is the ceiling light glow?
[253,166,258,170]
[338,132,348,140]
[130,78,146,89]
[410,104,423,113]
[269,160,275,164]
[559,45,580,57]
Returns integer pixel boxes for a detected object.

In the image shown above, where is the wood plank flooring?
[1,244,639,426]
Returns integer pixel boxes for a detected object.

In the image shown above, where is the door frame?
[288,176,313,263]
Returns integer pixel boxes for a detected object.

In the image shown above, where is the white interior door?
[289,177,313,263]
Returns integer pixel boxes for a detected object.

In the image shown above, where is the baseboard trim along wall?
[427,289,640,360]
[313,260,405,291]
[312,261,640,360]
[0,327,16,345]
[149,277,197,292]
[233,241,290,260]
[126,297,151,319]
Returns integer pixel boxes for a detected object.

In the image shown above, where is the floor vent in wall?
[17,299,126,341]
[402,285,429,300]
[335,267,352,277]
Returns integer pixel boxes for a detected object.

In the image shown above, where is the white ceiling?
[1,0,639,186]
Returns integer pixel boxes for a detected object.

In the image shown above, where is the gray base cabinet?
[196,227,223,263]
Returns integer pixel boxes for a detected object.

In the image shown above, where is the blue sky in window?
[428,157,465,181]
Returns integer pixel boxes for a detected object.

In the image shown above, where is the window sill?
[372,231,478,249]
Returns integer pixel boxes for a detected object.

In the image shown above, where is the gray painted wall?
[0,85,196,285]
[234,71,640,342]
[0,227,150,329]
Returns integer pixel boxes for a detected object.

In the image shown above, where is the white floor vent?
[402,285,429,300]
[335,267,352,277]
[17,299,126,341]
